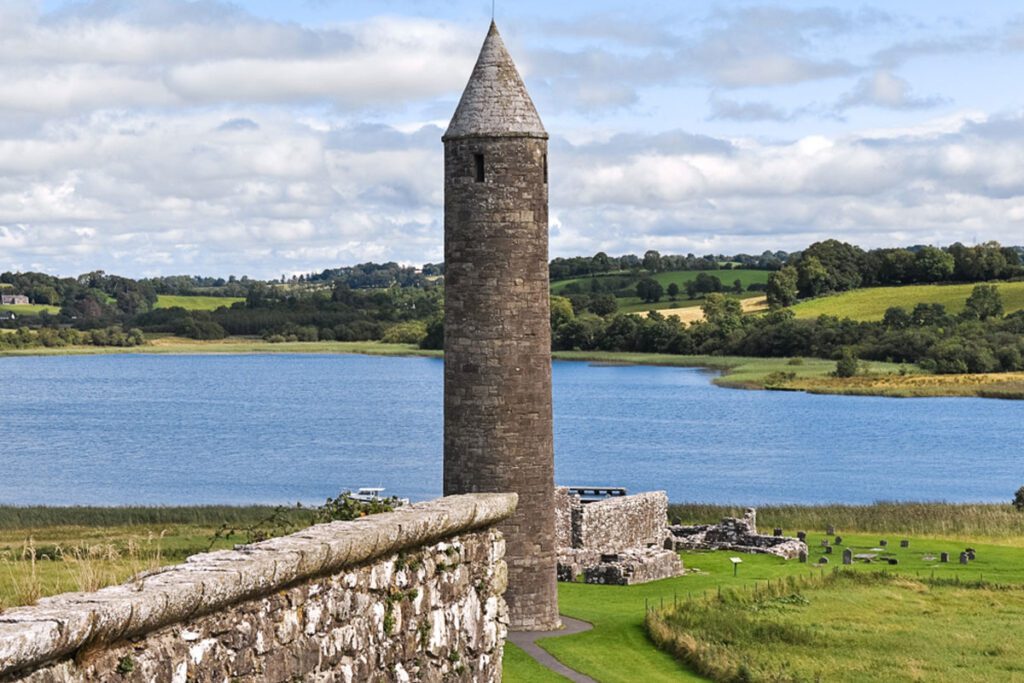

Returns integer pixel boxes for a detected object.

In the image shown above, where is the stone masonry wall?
[553,487,573,549]
[556,490,670,552]
[0,494,516,683]
[442,132,559,631]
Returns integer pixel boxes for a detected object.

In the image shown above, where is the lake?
[1,354,1021,506]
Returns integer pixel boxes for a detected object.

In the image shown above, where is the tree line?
[767,240,1023,306]
[525,285,1023,374]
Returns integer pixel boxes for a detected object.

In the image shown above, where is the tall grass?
[668,502,1024,538]
[647,570,1024,683]
[1,531,171,609]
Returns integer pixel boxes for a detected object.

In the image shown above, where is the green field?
[648,572,1024,682]
[0,303,61,316]
[551,269,771,295]
[791,281,1024,321]
[154,294,245,310]
[522,531,1024,683]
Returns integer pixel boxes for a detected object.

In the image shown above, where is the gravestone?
[900,539,909,548]
[960,552,969,565]
[940,552,949,563]
[843,548,853,565]
[821,539,830,547]
[880,539,888,547]
[799,550,808,563]
[834,536,843,545]
[826,525,835,535]
[825,545,833,554]
[797,531,807,541]
[967,550,976,560]
[887,558,898,565]
[820,556,829,564]
[773,528,783,537]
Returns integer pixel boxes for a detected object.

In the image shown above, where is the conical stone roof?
[444,22,547,140]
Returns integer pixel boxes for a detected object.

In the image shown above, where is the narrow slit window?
[474,154,485,183]
[543,154,548,184]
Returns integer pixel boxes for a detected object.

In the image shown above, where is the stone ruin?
[554,488,683,585]
[666,508,807,560]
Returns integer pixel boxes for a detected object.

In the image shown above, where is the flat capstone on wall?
[0,494,516,683]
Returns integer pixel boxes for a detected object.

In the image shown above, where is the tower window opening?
[543,154,548,184]
[474,154,485,182]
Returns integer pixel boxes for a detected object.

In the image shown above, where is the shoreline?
[3,337,1022,399]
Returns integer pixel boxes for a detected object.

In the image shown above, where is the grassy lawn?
[791,281,1024,321]
[531,533,1024,683]
[0,303,61,316]
[648,571,1024,682]
[154,294,245,310]
[504,643,571,682]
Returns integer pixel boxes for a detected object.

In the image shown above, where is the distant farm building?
[0,294,29,305]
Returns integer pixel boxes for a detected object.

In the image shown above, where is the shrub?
[381,320,427,345]
[834,348,860,378]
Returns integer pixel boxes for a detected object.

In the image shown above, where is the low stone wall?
[0,494,516,683]
[582,549,683,586]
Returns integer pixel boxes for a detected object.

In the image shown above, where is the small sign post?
[730,557,742,577]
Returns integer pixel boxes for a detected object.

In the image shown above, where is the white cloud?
[0,1,1021,278]
[0,6,476,115]
[837,70,945,111]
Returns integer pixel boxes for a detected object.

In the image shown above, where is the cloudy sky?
[2,0,1024,278]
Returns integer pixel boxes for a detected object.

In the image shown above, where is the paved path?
[507,615,597,682]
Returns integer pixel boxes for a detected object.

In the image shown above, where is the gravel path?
[507,615,597,682]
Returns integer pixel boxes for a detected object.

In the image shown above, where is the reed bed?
[0,505,284,530]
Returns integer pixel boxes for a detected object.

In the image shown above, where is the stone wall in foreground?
[0,494,516,683]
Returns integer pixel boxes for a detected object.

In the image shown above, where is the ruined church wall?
[575,491,669,551]
[554,489,669,552]
[0,494,515,683]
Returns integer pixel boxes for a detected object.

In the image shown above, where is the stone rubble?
[666,508,808,560]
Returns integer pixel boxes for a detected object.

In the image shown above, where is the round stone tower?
[442,22,560,631]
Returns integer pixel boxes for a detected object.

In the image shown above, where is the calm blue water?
[0,354,1021,505]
